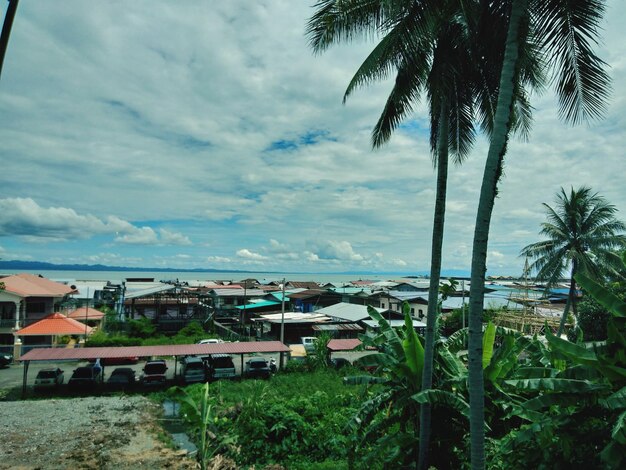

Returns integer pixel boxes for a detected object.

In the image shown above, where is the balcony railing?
[0,319,16,328]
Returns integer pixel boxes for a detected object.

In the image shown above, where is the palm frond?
[533,0,611,124]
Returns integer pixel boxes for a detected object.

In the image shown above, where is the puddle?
[171,432,198,455]
[161,399,197,455]
[162,399,181,417]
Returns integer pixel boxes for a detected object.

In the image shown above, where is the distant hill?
[0,259,472,277]
[0,260,246,273]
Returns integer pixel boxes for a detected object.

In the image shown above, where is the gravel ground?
[0,395,196,469]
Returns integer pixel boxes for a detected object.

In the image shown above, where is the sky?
[0,1,625,276]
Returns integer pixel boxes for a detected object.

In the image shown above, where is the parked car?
[181,356,206,384]
[245,357,271,379]
[197,338,224,344]
[141,360,168,386]
[34,368,64,390]
[107,367,136,390]
[0,352,13,368]
[203,354,236,380]
[301,337,317,354]
[68,365,103,389]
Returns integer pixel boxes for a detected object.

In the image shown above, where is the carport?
[19,341,290,397]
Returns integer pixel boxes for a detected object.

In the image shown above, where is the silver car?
[34,368,64,390]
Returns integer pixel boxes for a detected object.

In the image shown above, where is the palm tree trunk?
[557,262,578,337]
[468,1,527,469]
[418,101,449,470]
[0,0,19,80]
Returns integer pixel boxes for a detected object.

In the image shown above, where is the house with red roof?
[0,273,74,349]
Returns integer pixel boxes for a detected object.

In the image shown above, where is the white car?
[34,368,64,390]
[197,338,224,344]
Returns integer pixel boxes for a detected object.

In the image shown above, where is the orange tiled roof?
[67,307,105,320]
[16,313,93,336]
[1,273,74,297]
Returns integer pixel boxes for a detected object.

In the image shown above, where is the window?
[411,308,415,314]
[381,303,385,308]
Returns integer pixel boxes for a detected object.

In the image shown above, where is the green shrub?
[168,369,367,468]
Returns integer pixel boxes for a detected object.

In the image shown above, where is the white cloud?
[159,229,192,246]
[0,1,624,274]
[0,197,130,241]
[236,249,268,261]
[308,240,365,262]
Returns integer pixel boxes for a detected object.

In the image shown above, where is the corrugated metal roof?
[312,323,363,332]
[315,302,384,322]
[327,338,362,351]
[124,285,176,299]
[1,273,74,297]
[209,288,266,297]
[234,300,280,310]
[16,313,93,336]
[363,319,427,329]
[255,312,331,324]
[20,340,291,361]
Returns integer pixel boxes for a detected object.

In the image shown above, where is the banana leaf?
[546,326,599,365]
[482,321,496,369]
[412,389,470,420]
[601,386,626,410]
[443,327,468,353]
[576,272,626,318]
[612,410,626,445]
[366,305,404,358]
[514,367,560,379]
[520,392,595,411]
[402,309,424,389]
[504,377,610,393]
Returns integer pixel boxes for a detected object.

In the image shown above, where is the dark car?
[68,365,103,389]
[107,367,136,390]
[245,357,271,379]
[203,354,236,381]
[181,356,206,384]
[0,352,13,368]
[141,360,168,386]
[34,367,64,390]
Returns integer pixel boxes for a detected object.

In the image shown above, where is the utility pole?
[279,278,286,369]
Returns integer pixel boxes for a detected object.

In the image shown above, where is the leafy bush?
[168,369,368,468]
[127,317,157,338]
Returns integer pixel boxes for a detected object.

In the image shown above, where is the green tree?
[520,187,626,337]
[466,2,611,467]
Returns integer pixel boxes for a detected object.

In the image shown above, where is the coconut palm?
[466,2,611,467]
[307,2,537,468]
[520,187,626,336]
[0,0,19,80]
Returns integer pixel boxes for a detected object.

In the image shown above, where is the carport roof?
[20,341,290,361]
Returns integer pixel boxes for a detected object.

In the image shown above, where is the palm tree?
[0,0,19,80]
[307,2,536,468]
[466,1,611,467]
[307,4,480,468]
[521,187,626,336]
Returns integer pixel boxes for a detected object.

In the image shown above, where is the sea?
[13,269,418,286]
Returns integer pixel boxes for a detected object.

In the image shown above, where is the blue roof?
[234,300,281,310]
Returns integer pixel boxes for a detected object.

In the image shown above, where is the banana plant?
[502,255,626,468]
